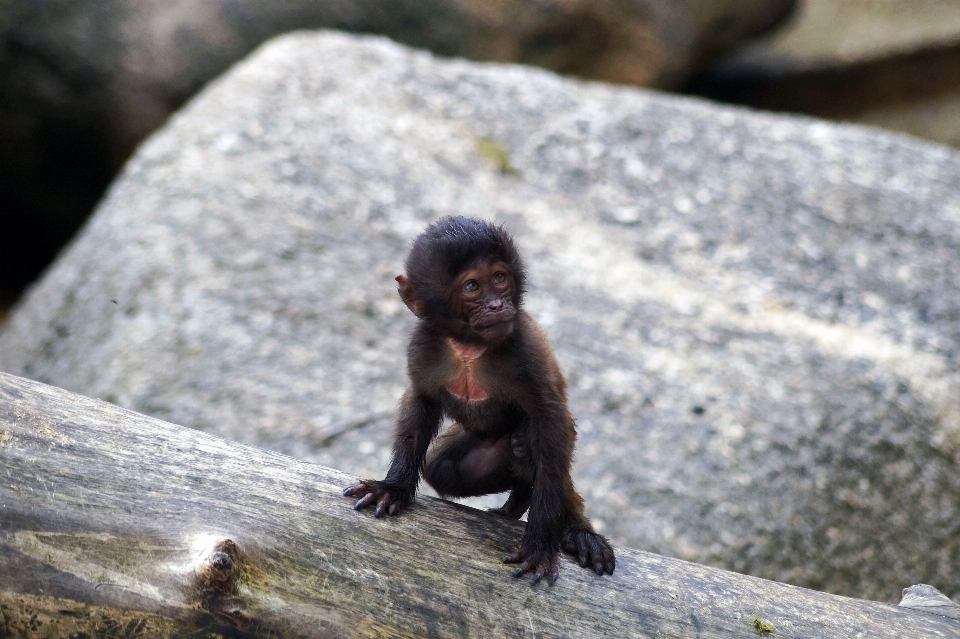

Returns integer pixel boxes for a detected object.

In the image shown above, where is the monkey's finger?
[374,496,392,518]
[586,536,605,575]
[535,556,557,585]
[343,484,364,497]
[533,558,549,582]
[388,502,402,516]
[511,557,537,577]
[354,493,377,510]
[603,543,616,575]
[503,552,523,564]
[604,551,616,575]
[576,535,590,568]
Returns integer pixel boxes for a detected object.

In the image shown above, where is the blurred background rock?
[4,1,957,311]
[688,0,960,150]
[3,32,959,602]
[0,0,795,307]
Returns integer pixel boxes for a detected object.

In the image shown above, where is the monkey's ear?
[396,275,427,318]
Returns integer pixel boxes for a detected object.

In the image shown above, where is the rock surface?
[2,31,960,603]
[0,0,794,297]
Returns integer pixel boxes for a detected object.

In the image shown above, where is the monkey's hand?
[562,525,616,576]
[503,543,560,584]
[342,479,413,518]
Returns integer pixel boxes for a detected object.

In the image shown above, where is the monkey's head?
[396,216,526,344]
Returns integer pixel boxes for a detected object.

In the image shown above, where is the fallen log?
[0,371,957,638]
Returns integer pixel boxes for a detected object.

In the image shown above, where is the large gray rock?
[0,0,794,297]
[2,31,959,603]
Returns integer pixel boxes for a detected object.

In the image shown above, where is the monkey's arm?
[343,390,442,517]
[502,393,578,582]
[504,398,615,580]
[502,322,615,580]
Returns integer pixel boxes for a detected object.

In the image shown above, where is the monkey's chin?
[475,320,515,342]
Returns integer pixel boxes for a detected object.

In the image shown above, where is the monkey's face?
[453,260,517,342]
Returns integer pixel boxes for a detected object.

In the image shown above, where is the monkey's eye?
[492,271,506,284]
[463,280,480,293]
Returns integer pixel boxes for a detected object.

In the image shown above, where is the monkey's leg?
[423,423,517,498]
[487,426,534,518]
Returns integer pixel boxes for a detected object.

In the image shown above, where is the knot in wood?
[209,551,233,573]
[194,538,240,595]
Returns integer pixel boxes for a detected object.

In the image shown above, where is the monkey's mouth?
[476,314,516,330]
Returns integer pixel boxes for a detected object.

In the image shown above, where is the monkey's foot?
[487,493,530,519]
[487,505,522,519]
[503,545,560,584]
[509,428,529,459]
[561,525,616,576]
[342,479,412,518]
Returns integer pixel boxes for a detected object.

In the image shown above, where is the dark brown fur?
[343,216,615,582]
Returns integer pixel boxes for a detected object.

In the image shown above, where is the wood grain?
[1,371,958,638]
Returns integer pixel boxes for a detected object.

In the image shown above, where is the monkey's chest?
[444,340,490,402]
[445,366,490,401]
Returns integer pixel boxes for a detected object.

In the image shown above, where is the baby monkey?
[344,216,615,583]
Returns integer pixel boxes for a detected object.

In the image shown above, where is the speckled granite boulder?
[0,0,794,294]
[2,31,959,602]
